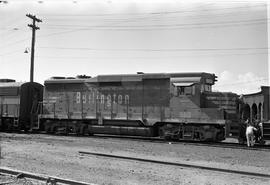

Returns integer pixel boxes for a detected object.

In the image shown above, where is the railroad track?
[2,131,270,151]
[79,151,270,179]
[90,134,270,151]
[0,167,96,185]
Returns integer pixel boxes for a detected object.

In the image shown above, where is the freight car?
[37,72,239,141]
[0,79,43,131]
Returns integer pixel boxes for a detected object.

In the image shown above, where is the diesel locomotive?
[36,72,239,141]
[0,72,241,141]
[0,79,43,131]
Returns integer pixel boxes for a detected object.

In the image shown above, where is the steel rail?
[0,167,97,185]
[79,151,270,179]
[1,132,269,151]
[90,134,270,151]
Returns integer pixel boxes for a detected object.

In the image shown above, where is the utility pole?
[26,14,42,82]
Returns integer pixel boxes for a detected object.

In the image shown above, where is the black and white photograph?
[0,0,269,184]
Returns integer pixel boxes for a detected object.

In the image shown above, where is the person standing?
[258,121,263,139]
[246,124,258,147]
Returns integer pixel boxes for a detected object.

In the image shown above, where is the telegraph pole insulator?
[26,14,42,82]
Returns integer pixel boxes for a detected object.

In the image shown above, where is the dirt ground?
[0,133,269,185]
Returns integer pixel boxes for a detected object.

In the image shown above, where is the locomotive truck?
[37,72,239,141]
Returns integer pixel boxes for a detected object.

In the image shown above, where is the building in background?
[241,86,270,122]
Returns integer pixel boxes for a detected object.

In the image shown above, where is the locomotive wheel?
[45,125,51,134]
[172,135,180,141]
[6,119,13,132]
[82,126,88,136]
[164,135,172,141]
[238,137,245,144]
[215,132,224,142]
[259,139,266,145]
[53,126,58,134]
[158,127,165,138]
[75,127,81,136]
[199,132,205,141]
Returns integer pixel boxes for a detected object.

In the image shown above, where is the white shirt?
[246,126,257,135]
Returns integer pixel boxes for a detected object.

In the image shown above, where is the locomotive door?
[95,90,103,124]
[64,91,72,119]
[86,89,97,119]
[30,93,39,129]
[142,79,168,124]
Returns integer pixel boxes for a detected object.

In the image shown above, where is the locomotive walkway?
[79,151,270,179]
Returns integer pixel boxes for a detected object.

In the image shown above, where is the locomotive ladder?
[30,101,43,129]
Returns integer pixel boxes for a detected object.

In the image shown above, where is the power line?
[38,28,86,38]
[40,4,266,27]
[35,52,267,60]
[43,8,266,29]
[38,4,267,36]
[1,27,30,46]
[38,46,268,52]
[39,4,266,17]
[38,4,267,34]
[40,20,267,32]
[36,5,267,38]
[44,10,265,22]
[44,18,267,29]
[37,3,215,37]
[42,9,267,36]
[0,37,30,48]
[0,17,27,32]
[38,8,168,38]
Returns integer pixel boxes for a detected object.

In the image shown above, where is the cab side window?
[177,86,194,96]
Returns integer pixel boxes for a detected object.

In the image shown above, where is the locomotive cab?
[159,73,231,141]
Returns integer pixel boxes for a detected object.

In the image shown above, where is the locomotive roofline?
[0,81,42,88]
[0,82,25,87]
[44,78,87,84]
[44,72,217,85]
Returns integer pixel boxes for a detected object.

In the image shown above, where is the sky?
[0,0,269,94]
